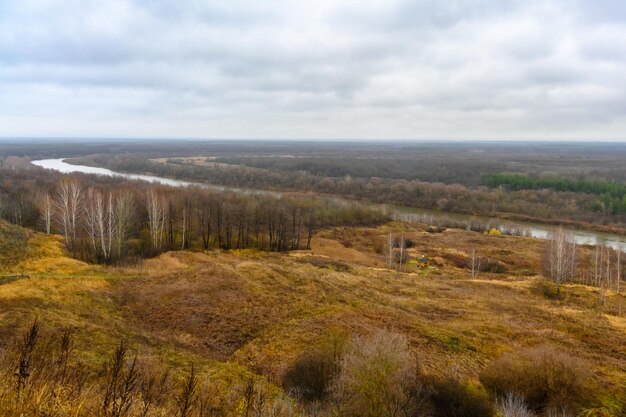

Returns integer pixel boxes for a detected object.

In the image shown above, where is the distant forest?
[3,140,626,231]
[485,174,626,215]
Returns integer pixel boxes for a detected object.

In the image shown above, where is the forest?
[484,174,626,215]
[0,164,384,264]
[5,140,626,231]
[67,152,626,230]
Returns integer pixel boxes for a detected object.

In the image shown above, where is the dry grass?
[1,221,625,413]
[114,226,626,402]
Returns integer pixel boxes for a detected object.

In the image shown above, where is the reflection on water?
[32,158,626,251]
[389,208,626,250]
[32,158,202,188]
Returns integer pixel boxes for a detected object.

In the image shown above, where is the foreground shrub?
[329,330,428,417]
[283,331,347,402]
[480,345,593,412]
[1,320,302,417]
[497,392,536,417]
[429,377,494,417]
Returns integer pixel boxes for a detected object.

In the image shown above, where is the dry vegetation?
[1,220,625,416]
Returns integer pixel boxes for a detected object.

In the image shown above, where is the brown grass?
[1,221,625,413]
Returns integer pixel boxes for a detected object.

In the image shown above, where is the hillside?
[1,221,625,416]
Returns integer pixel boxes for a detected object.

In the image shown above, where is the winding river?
[31,158,626,251]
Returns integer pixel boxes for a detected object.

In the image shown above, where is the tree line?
[0,166,386,264]
[485,173,626,215]
[71,155,626,228]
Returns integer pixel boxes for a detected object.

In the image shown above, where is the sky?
[0,0,625,140]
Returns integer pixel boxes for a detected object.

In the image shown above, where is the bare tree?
[600,245,612,305]
[55,178,83,250]
[147,189,168,250]
[616,249,623,316]
[102,340,139,417]
[114,191,135,259]
[569,241,577,283]
[397,235,405,271]
[82,188,135,263]
[616,249,622,293]
[180,199,191,250]
[468,246,481,279]
[195,195,213,250]
[385,233,397,269]
[38,192,54,234]
[545,227,575,294]
[176,366,198,417]
[85,188,115,263]
[593,245,601,287]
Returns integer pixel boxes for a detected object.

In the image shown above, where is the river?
[31,158,626,251]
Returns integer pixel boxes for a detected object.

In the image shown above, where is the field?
[1,219,625,416]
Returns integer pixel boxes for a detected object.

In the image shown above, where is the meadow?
[1,219,624,416]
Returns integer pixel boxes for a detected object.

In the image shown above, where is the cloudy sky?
[1,0,625,140]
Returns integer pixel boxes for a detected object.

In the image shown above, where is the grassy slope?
[0,220,625,407]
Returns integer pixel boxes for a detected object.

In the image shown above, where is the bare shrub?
[481,258,508,274]
[480,345,593,412]
[15,318,39,395]
[497,392,536,417]
[242,378,282,417]
[329,329,428,417]
[176,366,198,417]
[0,320,89,417]
[197,379,236,417]
[102,340,140,417]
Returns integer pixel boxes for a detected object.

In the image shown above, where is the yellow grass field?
[1,220,625,415]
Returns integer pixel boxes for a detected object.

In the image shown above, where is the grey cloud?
[0,0,625,139]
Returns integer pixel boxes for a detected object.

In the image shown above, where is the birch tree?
[147,189,168,250]
[468,246,481,279]
[615,249,622,293]
[397,235,405,271]
[38,192,54,234]
[180,199,191,250]
[195,195,213,250]
[569,241,577,283]
[85,188,114,262]
[385,233,397,269]
[545,227,576,294]
[114,191,134,259]
[55,178,83,250]
[616,249,623,316]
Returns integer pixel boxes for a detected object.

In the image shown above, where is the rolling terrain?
[1,219,625,416]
